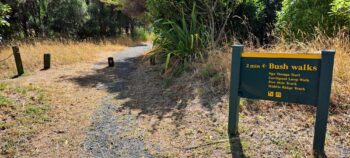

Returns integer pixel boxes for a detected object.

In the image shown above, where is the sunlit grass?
[202,29,350,105]
[0,37,134,78]
[0,82,51,156]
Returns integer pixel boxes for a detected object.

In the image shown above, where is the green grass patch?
[25,105,47,116]
[0,83,8,90]
[0,95,11,107]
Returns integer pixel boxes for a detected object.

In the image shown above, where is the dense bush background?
[0,0,147,40]
[276,0,333,39]
[146,0,349,70]
[1,0,349,57]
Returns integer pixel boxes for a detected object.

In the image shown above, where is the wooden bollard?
[108,57,114,67]
[43,53,51,70]
[12,46,24,76]
[150,56,156,65]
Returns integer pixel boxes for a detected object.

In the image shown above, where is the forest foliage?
[276,0,350,39]
[146,0,349,70]
[1,0,349,70]
[0,0,146,40]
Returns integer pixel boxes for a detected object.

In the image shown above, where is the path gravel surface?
[83,44,154,158]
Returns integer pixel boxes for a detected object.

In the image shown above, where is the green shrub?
[331,0,350,27]
[147,0,283,49]
[147,0,237,48]
[0,2,11,27]
[275,0,347,40]
[131,27,149,41]
[47,0,89,36]
[150,3,207,71]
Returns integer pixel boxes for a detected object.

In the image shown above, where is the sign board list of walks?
[228,45,335,156]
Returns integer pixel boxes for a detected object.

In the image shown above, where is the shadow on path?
[69,43,246,157]
[72,59,137,93]
[71,44,156,157]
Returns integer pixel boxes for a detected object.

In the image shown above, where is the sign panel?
[239,53,321,105]
[228,45,335,156]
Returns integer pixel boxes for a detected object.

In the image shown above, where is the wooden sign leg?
[313,50,335,156]
[228,45,243,137]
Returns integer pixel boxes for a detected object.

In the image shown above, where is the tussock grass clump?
[0,38,132,78]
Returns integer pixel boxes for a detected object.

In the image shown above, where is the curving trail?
[83,44,154,158]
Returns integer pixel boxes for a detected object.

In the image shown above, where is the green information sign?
[240,53,321,105]
[228,45,335,156]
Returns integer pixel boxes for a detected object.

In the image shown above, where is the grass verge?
[0,82,51,157]
[0,37,134,79]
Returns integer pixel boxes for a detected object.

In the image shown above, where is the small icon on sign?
[268,91,274,97]
[276,92,282,98]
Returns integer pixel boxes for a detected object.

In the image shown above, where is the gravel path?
[83,44,154,158]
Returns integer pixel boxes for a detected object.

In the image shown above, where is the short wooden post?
[108,57,114,67]
[150,56,156,65]
[43,53,51,70]
[12,46,24,76]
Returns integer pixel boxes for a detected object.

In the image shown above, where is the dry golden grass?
[203,30,350,106]
[271,30,350,107]
[193,30,350,157]
[0,37,134,79]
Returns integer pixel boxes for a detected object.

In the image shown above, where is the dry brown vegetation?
[191,30,350,157]
[0,38,136,157]
[0,61,110,157]
[85,33,348,156]
[0,82,51,156]
[204,30,350,107]
[0,30,348,157]
[0,38,134,79]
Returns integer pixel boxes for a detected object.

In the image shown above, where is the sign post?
[228,45,243,137]
[313,50,335,155]
[228,45,335,155]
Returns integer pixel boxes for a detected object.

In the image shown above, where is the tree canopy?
[0,0,147,40]
[1,0,348,42]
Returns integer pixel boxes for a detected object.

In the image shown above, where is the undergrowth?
[150,3,207,72]
[198,29,350,108]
